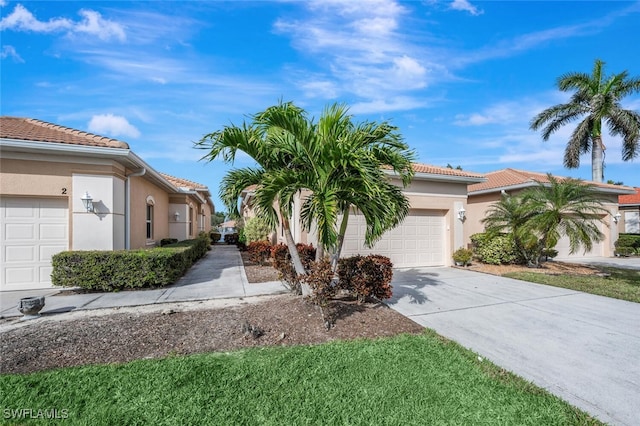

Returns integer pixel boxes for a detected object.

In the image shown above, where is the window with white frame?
[189,205,194,237]
[146,197,155,240]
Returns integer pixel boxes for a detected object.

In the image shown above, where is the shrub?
[160,238,178,247]
[452,248,473,266]
[209,231,221,243]
[302,260,337,307]
[243,217,273,243]
[471,232,522,265]
[337,254,393,304]
[51,235,209,291]
[247,241,272,264]
[615,234,640,250]
[224,233,239,245]
[615,246,635,257]
[296,243,317,269]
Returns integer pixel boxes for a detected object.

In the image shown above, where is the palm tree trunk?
[282,216,311,296]
[592,135,604,182]
[331,207,351,271]
[316,243,324,261]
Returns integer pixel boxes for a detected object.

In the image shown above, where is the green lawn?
[505,266,640,303]
[1,332,600,425]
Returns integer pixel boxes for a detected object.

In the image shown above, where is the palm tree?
[197,103,311,290]
[482,174,609,267]
[530,59,640,182]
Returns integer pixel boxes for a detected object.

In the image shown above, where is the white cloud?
[0,0,8,7]
[1,45,23,62]
[0,4,125,41]
[300,80,339,99]
[0,4,72,32]
[449,0,483,16]
[74,9,126,41]
[88,114,140,138]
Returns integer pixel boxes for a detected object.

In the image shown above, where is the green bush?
[270,243,317,294]
[615,234,640,249]
[209,231,221,243]
[51,235,209,291]
[244,217,273,243]
[160,238,178,247]
[470,233,522,265]
[337,254,393,303]
[452,248,473,265]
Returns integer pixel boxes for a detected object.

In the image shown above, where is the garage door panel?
[40,223,67,239]
[6,245,36,262]
[1,198,68,291]
[341,209,445,268]
[5,224,35,240]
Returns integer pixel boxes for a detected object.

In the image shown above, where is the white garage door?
[341,209,445,268]
[1,197,69,291]
[625,211,640,233]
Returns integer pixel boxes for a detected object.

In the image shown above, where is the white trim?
[470,182,635,196]
[402,191,468,199]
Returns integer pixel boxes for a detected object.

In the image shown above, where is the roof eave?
[385,169,486,184]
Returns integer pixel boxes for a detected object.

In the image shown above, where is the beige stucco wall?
[129,176,169,249]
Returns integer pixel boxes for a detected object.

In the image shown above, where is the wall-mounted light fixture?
[613,212,621,224]
[80,191,94,213]
[173,211,180,221]
[457,207,466,221]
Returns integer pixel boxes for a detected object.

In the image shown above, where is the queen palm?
[530,59,640,182]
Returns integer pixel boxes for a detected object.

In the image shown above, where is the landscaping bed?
[0,294,423,375]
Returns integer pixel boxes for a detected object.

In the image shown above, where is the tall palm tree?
[530,59,640,182]
[482,174,609,267]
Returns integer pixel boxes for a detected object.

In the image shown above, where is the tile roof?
[469,168,634,194]
[410,163,485,179]
[620,187,640,205]
[0,116,129,149]
[160,173,208,190]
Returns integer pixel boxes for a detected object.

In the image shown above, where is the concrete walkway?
[388,267,640,426]
[0,245,287,319]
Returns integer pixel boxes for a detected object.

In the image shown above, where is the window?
[146,203,154,239]
[188,206,194,237]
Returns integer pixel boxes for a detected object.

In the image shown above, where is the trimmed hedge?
[470,232,522,265]
[614,233,640,257]
[51,235,209,291]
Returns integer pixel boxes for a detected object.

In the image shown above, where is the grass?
[504,266,640,303]
[0,332,601,425]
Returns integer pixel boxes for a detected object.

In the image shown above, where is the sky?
[2,0,639,211]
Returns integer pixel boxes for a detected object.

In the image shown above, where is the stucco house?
[0,117,214,291]
[241,163,486,268]
[466,168,635,259]
[619,187,640,234]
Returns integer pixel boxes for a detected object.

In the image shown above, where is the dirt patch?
[0,294,423,375]
[462,260,602,276]
[241,251,280,283]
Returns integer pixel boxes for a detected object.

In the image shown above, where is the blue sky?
[2,1,639,211]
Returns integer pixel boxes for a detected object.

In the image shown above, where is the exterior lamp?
[613,212,621,224]
[457,207,466,221]
[174,211,180,221]
[80,191,94,213]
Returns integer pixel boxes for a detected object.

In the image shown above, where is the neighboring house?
[619,187,640,234]
[466,168,635,259]
[0,117,214,291]
[239,185,257,220]
[239,163,486,268]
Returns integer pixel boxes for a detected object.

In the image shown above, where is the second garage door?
[341,209,445,268]
[1,197,69,291]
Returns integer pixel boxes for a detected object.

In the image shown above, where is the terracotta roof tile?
[410,163,485,179]
[620,187,640,205]
[0,116,129,149]
[469,168,634,194]
[160,173,208,190]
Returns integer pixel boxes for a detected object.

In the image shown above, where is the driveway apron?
[388,267,640,426]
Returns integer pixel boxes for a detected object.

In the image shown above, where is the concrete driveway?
[388,267,640,426]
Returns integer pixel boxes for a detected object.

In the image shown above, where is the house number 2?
[61,188,67,194]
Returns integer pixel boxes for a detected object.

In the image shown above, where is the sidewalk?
[0,245,287,319]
